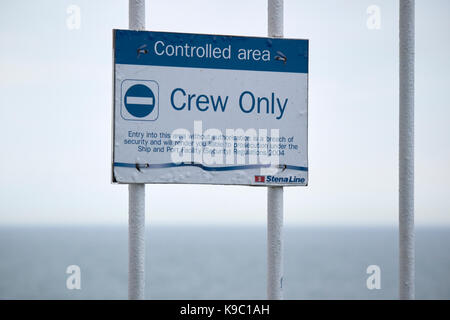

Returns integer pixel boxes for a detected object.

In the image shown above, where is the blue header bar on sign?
[114,30,308,74]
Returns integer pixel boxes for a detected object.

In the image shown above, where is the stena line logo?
[254,176,265,183]
[255,175,305,184]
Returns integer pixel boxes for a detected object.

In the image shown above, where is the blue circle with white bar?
[124,84,155,118]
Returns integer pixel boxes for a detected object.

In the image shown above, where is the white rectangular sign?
[112,30,308,186]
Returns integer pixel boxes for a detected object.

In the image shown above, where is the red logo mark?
[255,176,265,183]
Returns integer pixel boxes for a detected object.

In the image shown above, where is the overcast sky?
[0,0,449,226]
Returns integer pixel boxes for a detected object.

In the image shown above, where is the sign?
[112,30,309,186]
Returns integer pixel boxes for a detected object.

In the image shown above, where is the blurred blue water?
[0,226,449,299]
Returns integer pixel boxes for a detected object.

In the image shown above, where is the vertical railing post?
[267,0,284,300]
[267,186,284,299]
[399,0,415,300]
[128,0,146,300]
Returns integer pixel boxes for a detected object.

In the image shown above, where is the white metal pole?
[129,0,146,31]
[129,184,145,299]
[267,0,284,300]
[267,186,284,299]
[399,0,415,300]
[128,0,146,300]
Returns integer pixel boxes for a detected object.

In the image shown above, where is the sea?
[0,226,449,300]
